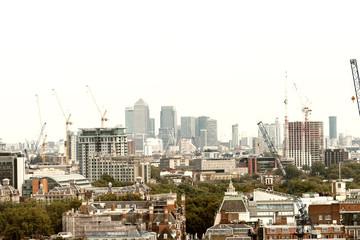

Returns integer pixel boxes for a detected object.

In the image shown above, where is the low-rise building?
[0,178,20,203]
[62,193,186,240]
[205,224,254,240]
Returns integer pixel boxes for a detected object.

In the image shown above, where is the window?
[350,230,355,236]
[348,206,351,210]
[325,215,331,220]
[270,229,276,233]
[164,234,167,239]
[342,206,345,211]
[355,205,357,210]
[319,215,323,220]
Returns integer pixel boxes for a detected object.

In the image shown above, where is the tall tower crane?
[52,89,72,165]
[36,94,47,164]
[293,83,312,167]
[258,121,318,240]
[350,59,360,115]
[86,85,108,128]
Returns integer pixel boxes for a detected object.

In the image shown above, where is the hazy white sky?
[1,0,360,143]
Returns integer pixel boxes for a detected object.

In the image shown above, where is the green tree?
[310,162,326,177]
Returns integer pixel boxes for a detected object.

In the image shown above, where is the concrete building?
[133,99,150,135]
[179,139,196,153]
[0,152,25,192]
[125,107,134,134]
[181,117,195,139]
[200,129,208,150]
[86,154,150,183]
[159,155,189,170]
[239,157,277,174]
[232,124,239,148]
[78,128,128,178]
[324,149,349,167]
[329,116,337,140]
[194,158,236,173]
[252,137,263,155]
[207,118,218,147]
[288,121,324,167]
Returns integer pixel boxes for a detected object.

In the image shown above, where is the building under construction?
[288,121,324,168]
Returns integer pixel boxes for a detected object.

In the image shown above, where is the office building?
[329,116,337,140]
[196,116,209,137]
[86,154,150,183]
[148,118,155,137]
[78,128,128,178]
[133,99,150,135]
[0,152,25,191]
[159,106,177,150]
[288,121,324,167]
[324,149,349,167]
[232,124,239,148]
[207,118,218,146]
[200,129,207,149]
[181,117,195,139]
[125,107,134,134]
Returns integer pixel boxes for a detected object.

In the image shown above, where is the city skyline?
[1,1,360,143]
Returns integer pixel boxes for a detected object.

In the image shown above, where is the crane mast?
[86,85,108,128]
[36,94,47,164]
[52,89,72,165]
[350,59,360,116]
[258,121,316,240]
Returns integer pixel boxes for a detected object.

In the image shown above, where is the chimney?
[111,204,115,211]
[149,206,154,227]
[81,203,87,214]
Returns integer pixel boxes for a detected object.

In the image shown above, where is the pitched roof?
[221,200,247,212]
[135,98,148,106]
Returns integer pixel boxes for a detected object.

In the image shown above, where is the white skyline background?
[1,1,360,143]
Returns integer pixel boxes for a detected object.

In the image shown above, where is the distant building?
[239,157,277,174]
[69,131,78,164]
[329,116,337,140]
[125,107,134,134]
[194,158,236,173]
[86,154,150,183]
[148,118,155,138]
[181,117,196,139]
[78,128,128,178]
[288,121,324,167]
[252,137,263,155]
[159,155,189,170]
[207,119,218,146]
[324,149,349,167]
[196,116,209,137]
[159,106,177,150]
[133,99,150,135]
[200,129,207,150]
[232,124,239,148]
[205,224,253,240]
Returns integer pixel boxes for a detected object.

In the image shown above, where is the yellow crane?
[52,89,72,165]
[86,85,108,128]
[35,94,47,164]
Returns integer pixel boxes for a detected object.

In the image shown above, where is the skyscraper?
[288,121,324,167]
[133,99,150,135]
[148,118,155,138]
[329,116,337,139]
[196,116,209,137]
[125,107,134,134]
[181,117,195,139]
[159,106,177,149]
[207,119,218,146]
[232,124,239,148]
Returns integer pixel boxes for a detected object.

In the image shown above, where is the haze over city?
[1,0,360,142]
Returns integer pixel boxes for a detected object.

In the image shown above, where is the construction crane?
[258,121,317,240]
[36,94,47,164]
[350,59,360,115]
[86,85,108,128]
[34,123,46,154]
[52,89,72,165]
[293,83,312,167]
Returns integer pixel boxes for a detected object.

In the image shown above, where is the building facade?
[78,128,128,177]
[159,106,177,150]
[288,121,324,167]
[87,154,150,183]
[207,118,218,147]
[232,124,239,148]
[329,116,337,140]
[133,99,150,135]
[324,149,349,167]
[125,107,134,134]
[0,152,25,191]
[181,117,195,139]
